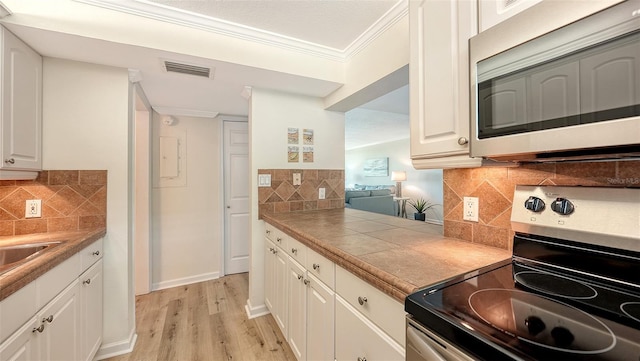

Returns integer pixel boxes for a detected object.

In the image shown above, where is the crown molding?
[73,0,407,62]
[152,106,219,119]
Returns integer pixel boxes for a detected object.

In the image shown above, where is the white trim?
[0,1,12,18]
[152,106,219,119]
[245,298,269,319]
[94,327,137,360]
[73,0,408,61]
[151,271,221,291]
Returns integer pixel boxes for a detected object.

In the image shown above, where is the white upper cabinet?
[478,0,542,32]
[409,0,484,169]
[1,26,42,177]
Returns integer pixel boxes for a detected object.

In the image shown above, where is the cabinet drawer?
[305,248,335,289]
[265,223,288,250]
[335,295,404,361]
[36,253,81,310]
[80,238,103,271]
[286,237,306,266]
[0,282,37,343]
[335,266,405,345]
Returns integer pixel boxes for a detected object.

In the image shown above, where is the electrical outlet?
[258,174,271,187]
[319,188,326,200]
[293,173,301,186]
[463,196,479,222]
[25,199,42,218]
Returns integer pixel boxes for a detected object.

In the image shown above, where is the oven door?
[406,317,475,361]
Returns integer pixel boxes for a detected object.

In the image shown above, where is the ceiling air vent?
[163,61,213,78]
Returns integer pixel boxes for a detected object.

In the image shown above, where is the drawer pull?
[312,263,320,271]
[358,296,368,306]
[4,158,15,165]
[297,274,303,280]
[269,247,275,254]
[357,357,367,361]
[32,325,45,333]
[303,279,310,286]
[276,237,282,243]
[83,279,91,285]
[92,250,100,256]
[266,230,271,235]
[43,315,54,323]
[291,248,297,254]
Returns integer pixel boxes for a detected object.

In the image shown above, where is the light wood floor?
[104,273,296,361]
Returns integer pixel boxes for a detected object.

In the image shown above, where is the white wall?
[151,113,223,289]
[346,138,444,223]
[247,88,345,317]
[42,58,135,356]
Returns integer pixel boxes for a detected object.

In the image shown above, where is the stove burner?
[621,302,640,323]
[469,288,616,354]
[515,271,597,299]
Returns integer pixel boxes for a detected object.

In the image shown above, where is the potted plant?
[408,198,434,221]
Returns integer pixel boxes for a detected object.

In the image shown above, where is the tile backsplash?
[258,169,344,218]
[443,160,640,251]
[0,170,107,236]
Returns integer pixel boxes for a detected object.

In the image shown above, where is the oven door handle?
[407,325,448,361]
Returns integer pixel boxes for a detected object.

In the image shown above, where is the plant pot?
[414,213,426,221]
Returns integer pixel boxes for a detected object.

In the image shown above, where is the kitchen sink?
[0,241,62,275]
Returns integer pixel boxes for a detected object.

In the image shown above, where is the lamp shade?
[391,171,407,181]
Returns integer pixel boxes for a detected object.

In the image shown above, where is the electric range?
[406,185,640,360]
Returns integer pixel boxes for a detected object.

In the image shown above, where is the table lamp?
[391,171,406,197]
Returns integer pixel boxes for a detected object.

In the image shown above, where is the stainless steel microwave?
[470,0,640,162]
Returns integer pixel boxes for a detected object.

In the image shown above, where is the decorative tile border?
[443,160,640,251]
[0,170,107,236]
[258,169,344,218]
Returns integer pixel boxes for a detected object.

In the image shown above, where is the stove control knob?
[524,316,545,336]
[551,326,574,347]
[524,196,545,213]
[551,198,575,215]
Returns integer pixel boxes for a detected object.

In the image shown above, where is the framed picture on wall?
[363,157,388,177]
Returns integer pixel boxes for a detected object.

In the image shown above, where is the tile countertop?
[262,208,511,302]
[0,228,106,301]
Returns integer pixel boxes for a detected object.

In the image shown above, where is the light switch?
[258,174,271,187]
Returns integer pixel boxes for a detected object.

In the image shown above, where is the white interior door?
[224,120,249,275]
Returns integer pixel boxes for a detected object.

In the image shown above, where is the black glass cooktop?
[406,235,640,361]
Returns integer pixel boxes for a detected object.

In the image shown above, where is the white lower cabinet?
[0,238,104,361]
[265,237,289,338]
[335,296,404,361]
[287,259,307,360]
[306,274,334,361]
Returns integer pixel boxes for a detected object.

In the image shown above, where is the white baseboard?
[94,328,137,360]
[245,298,269,319]
[151,271,220,291]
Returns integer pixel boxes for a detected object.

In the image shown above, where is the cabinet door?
[0,317,40,361]
[409,0,482,168]
[529,61,580,123]
[1,28,42,170]
[334,296,404,361]
[287,259,306,361]
[478,0,542,32]
[273,246,289,337]
[306,274,334,361]
[39,280,81,361]
[80,259,103,361]
[265,238,276,312]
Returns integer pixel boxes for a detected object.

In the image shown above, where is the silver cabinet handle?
[266,230,271,235]
[83,279,91,285]
[43,315,54,323]
[276,237,282,243]
[457,137,469,145]
[32,324,45,333]
[269,247,275,254]
[312,263,320,271]
[291,248,297,254]
[4,158,15,164]
[92,250,100,256]
[303,279,310,286]
[358,296,368,306]
[297,274,303,280]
